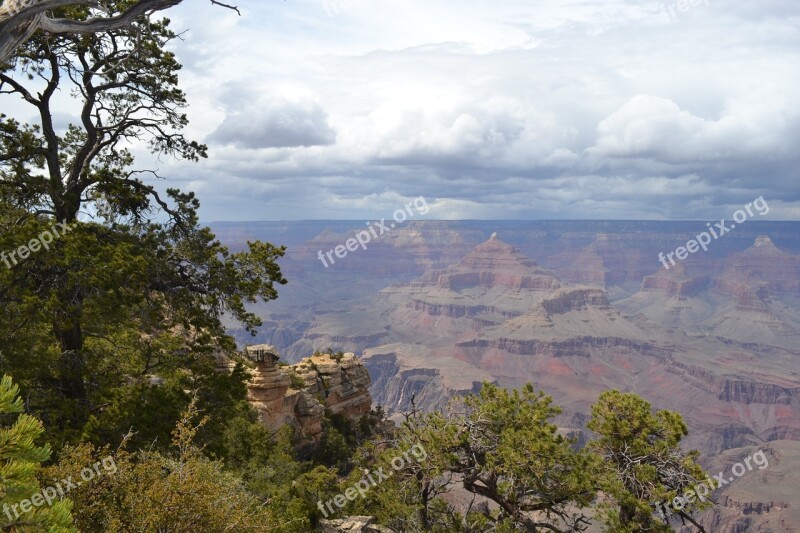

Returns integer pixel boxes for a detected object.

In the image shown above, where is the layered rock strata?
[245,345,372,441]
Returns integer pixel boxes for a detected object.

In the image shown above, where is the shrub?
[288,371,306,390]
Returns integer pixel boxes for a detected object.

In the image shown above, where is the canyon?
[215,220,800,531]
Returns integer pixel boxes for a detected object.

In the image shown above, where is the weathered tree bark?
[0,0,238,64]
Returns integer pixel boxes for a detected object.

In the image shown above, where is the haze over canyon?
[215,219,800,531]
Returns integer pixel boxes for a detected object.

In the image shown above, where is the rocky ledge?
[540,287,610,315]
[320,516,395,532]
[245,345,372,441]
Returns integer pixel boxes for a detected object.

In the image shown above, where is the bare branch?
[0,0,240,64]
[209,0,239,16]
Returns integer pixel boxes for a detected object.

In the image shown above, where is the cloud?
[589,94,800,165]
[127,0,800,221]
[589,96,709,160]
[209,97,336,149]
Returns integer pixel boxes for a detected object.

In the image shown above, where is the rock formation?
[291,221,486,276]
[640,262,710,298]
[245,345,372,441]
[549,233,650,287]
[320,516,395,532]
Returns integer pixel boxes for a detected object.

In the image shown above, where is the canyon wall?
[245,345,372,441]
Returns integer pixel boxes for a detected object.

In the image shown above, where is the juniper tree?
[0,3,286,442]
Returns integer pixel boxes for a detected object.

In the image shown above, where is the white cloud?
[117,0,800,220]
[209,97,336,149]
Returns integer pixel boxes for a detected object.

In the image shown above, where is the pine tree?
[588,390,709,532]
[0,374,75,531]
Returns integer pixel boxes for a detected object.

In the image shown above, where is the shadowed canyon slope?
[215,220,800,530]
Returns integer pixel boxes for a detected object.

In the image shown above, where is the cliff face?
[245,345,372,441]
[361,351,487,413]
[712,277,771,312]
[410,236,560,296]
[550,233,649,287]
[457,336,665,359]
[728,236,800,295]
[678,441,800,533]
[434,271,560,291]
[409,300,519,319]
[672,361,799,405]
[540,287,609,314]
[640,263,710,298]
[709,236,800,311]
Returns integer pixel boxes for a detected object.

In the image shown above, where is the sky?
[8,0,800,221]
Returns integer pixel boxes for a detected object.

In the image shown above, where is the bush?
[44,397,282,532]
[288,371,305,389]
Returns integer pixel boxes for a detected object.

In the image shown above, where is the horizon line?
[206,218,800,224]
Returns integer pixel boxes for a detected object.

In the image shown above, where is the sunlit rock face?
[245,345,372,441]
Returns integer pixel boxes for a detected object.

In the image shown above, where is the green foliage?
[267,465,340,531]
[444,383,597,531]
[44,396,278,532]
[218,407,275,472]
[343,433,457,532]
[0,375,76,531]
[251,425,305,495]
[0,10,301,528]
[288,371,306,390]
[0,4,287,446]
[588,390,709,532]
[347,383,597,531]
[342,386,710,533]
[314,411,383,474]
[315,422,351,473]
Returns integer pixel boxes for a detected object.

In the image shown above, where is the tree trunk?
[53,279,88,426]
